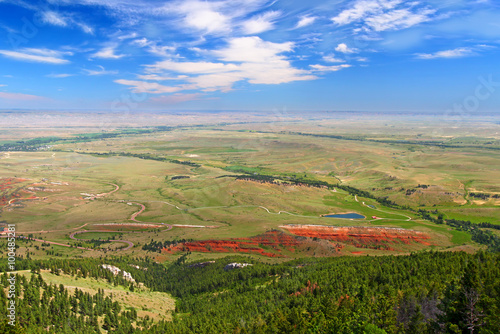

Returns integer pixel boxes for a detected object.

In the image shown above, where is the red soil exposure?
[281,225,431,250]
[163,231,301,257]
[0,178,29,206]
[0,178,26,190]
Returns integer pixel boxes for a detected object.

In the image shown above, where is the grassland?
[15,269,175,321]
[0,111,498,262]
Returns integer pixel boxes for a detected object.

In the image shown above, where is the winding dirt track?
[0,235,93,251]
[127,202,172,231]
[69,230,134,251]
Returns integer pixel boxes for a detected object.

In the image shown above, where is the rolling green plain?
[1,111,499,262]
[1,110,500,333]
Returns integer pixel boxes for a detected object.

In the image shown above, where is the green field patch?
[74,231,124,240]
[16,269,175,321]
[192,148,258,153]
[449,229,472,244]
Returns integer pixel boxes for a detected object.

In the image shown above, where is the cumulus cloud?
[168,0,231,34]
[335,43,357,53]
[118,36,316,94]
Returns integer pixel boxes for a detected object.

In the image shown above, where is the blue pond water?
[324,213,365,219]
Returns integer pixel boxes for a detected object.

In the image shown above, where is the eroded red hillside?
[163,231,301,257]
[281,224,431,250]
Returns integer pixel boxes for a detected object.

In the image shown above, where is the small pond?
[324,213,365,219]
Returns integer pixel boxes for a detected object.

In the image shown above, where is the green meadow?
[1,114,498,261]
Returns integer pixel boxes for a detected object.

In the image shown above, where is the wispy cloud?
[131,38,177,57]
[0,91,48,101]
[295,15,317,29]
[83,65,118,76]
[241,11,280,34]
[415,47,476,59]
[159,0,277,36]
[366,7,436,31]
[114,79,183,94]
[0,48,70,64]
[41,10,94,34]
[310,64,351,72]
[323,54,345,63]
[47,73,73,78]
[332,0,437,32]
[137,74,188,81]
[92,46,125,59]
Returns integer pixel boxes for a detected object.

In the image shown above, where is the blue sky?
[0,0,499,112]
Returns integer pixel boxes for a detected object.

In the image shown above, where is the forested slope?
[1,251,499,333]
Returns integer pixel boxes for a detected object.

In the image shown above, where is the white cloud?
[172,1,231,34]
[415,47,475,59]
[335,43,357,53]
[75,22,94,34]
[92,46,125,59]
[323,54,345,63]
[310,64,351,72]
[137,74,188,81]
[41,10,94,34]
[0,48,70,64]
[131,38,177,57]
[0,84,6,87]
[213,36,293,63]
[118,32,138,40]
[42,11,67,27]
[47,73,73,78]
[365,7,436,31]
[132,38,150,47]
[241,11,280,34]
[332,0,394,25]
[158,0,276,36]
[0,91,47,101]
[147,60,239,74]
[332,0,437,32]
[83,65,118,75]
[120,36,316,94]
[296,15,317,29]
[114,79,183,94]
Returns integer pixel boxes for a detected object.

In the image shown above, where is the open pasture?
[1,113,498,260]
